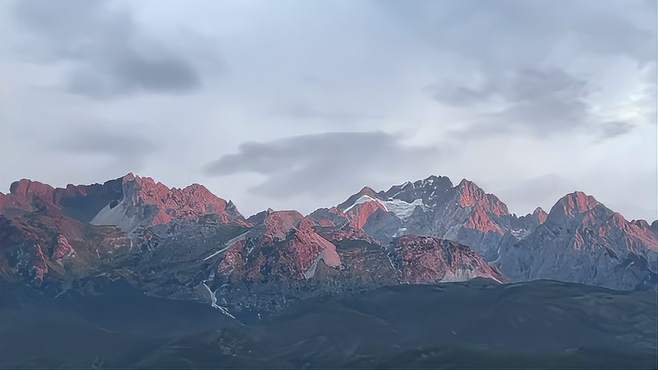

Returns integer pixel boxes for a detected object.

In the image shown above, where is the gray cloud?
[13,0,200,98]
[275,102,385,123]
[430,68,593,136]
[596,121,634,141]
[0,1,654,221]
[53,126,157,169]
[487,69,591,134]
[379,0,655,65]
[205,131,441,200]
[431,68,642,142]
[405,0,655,140]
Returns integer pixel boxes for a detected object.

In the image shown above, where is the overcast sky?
[0,0,656,220]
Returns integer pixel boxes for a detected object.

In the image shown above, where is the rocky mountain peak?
[454,179,509,217]
[9,179,55,199]
[422,175,453,187]
[358,186,378,196]
[455,179,485,202]
[345,199,387,229]
[548,191,600,222]
[392,235,504,284]
[5,179,94,218]
[7,180,58,212]
[337,186,380,210]
[532,207,548,224]
[259,210,305,243]
[383,175,453,205]
[455,179,486,206]
[631,219,651,230]
[86,174,248,231]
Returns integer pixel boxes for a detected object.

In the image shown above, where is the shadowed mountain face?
[497,192,658,289]
[319,178,658,290]
[0,279,654,369]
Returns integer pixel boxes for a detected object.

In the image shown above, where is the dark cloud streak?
[429,68,593,136]
[205,131,442,199]
[14,0,201,98]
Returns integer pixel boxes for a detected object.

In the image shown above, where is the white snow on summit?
[383,198,425,220]
[344,194,425,221]
[343,195,387,212]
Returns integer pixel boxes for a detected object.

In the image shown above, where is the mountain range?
[1,173,656,317]
[1,172,657,368]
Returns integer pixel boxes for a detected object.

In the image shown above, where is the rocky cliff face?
[390,235,504,284]
[0,178,123,221]
[215,209,341,284]
[332,176,542,260]
[0,212,131,286]
[497,192,658,290]
[330,177,657,291]
[204,213,502,314]
[1,173,654,317]
[0,172,503,315]
[0,174,248,289]
[0,174,248,234]
[90,173,249,232]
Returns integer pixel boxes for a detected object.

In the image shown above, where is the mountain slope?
[332,176,545,259]
[2,279,653,369]
[0,174,248,233]
[498,192,658,290]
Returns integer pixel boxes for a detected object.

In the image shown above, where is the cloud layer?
[206,131,441,201]
[14,0,200,98]
[0,0,655,220]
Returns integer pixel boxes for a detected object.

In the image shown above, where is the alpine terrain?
[0,173,655,369]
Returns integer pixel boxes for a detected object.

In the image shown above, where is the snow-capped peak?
[384,198,426,220]
[343,195,387,213]
[343,194,425,221]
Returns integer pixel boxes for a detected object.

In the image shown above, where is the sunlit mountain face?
[0,0,656,368]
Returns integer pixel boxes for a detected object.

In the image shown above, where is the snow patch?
[343,195,388,212]
[383,198,425,220]
[393,227,407,237]
[303,256,321,279]
[344,195,426,221]
[510,228,531,239]
[203,230,249,261]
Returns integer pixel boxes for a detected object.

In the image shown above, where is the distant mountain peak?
[455,179,485,206]
[94,173,248,230]
[532,207,548,224]
[337,186,381,210]
[2,174,249,232]
[9,178,54,198]
[454,179,509,217]
[251,209,305,243]
[358,186,378,195]
[549,191,600,220]
[632,219,651,229]
[392,235,504,284]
